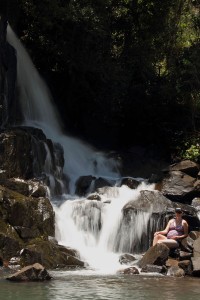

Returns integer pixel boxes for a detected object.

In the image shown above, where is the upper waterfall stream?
[6,25,156,274]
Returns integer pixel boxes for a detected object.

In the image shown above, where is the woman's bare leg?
[159,239,179,249]
[153,234,167,246]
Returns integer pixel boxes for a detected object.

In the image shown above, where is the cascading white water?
[6,25,120,191]
[6,25,157,274]
[54,182,155,274]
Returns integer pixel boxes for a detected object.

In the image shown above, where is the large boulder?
[138,243,169,269]
[159,171,198,204]
[0,127,67,195]
[0,185,54,241]
[18,240,84,269]
[165,160,199,178]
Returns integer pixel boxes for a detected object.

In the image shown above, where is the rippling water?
[1,271,200,300]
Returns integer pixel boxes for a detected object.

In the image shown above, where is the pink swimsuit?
[167,219,184,239]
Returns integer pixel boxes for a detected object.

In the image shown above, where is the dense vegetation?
[3,0,200,160]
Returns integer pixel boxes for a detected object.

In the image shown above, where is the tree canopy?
[4,0,200,157]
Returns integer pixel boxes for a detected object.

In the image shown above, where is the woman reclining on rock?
[153,207,188,248]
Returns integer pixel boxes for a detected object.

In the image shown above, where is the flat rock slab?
[6,263,52,281]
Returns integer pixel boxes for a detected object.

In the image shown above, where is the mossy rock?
[23,239,84,269]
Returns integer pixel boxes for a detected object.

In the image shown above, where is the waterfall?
[6,25,157,274]
[6,25,120,191]
[54,183,155,273]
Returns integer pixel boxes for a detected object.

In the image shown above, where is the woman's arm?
[154,220,171,236]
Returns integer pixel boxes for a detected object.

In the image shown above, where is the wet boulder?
[141,264,167,274]
[75,175,95,196]
[138,243,169,269]
[120,177,140,189]
[117,266,139,275]
[167,266,185,277]
[87,193,101,201]
[123,190,173,214]
[6,263,52,281]
[119,253,136,265]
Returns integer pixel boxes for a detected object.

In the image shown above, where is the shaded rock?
[191,257,200,276]
[168,248,180,259]
[160,171,197,204]
[0,186,55,240]
[120,177,140,189]
[167,160,199,178]
[0,178,48,198]
[94,177,112,190]
[141,264,167,274]
[193,237,200,258]
[22,240,84,269]
[179,251,193,260]
[167,266,185,277]
[180,237,194,253]
[0,128,46,179]
[6,263,52,281]
[117,266,139,275]
[138,243,169,269]
[20,248,42,266]
[178,260,192,275]
[87,193,101,201]
[119,253,136,265]
[0,127,66,196]
[189,231,200,241]
[75,175,95,196]
[0,233,22,261]
[0,178,30,196]
[0,255,3,266]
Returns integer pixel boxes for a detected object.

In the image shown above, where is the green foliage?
[180,136,200,162]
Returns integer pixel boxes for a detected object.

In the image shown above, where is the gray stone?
[191,257,200,277]
[179,251,193,260]
[193,237,200,257]
[119,253,136,265]
[178,260,192,275]
[6,263,52,281]
[168,160,199,178]
[138,243,169,269]
[141,264,167,274]
[117,266,139,275]
[167,266,185,277]
[161,171,197,203]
